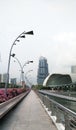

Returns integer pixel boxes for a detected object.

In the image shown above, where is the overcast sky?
[0,0,76,84]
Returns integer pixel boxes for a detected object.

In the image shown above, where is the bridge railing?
[37,91,76,130]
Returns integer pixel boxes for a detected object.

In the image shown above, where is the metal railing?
[37,91,76,130]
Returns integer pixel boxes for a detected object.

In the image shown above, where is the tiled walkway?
[0,90,57,130]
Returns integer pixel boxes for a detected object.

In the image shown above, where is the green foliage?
[32,85,43,90]
[0,82,22,88]
[32,84,76,91]
[32,85,52,90]
[0,82,5,88]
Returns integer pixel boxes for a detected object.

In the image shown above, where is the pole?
[5,31,34,96]
[5,31,25,96]
[13,57,33,87]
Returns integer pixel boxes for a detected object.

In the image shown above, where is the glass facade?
[37,56,49,85]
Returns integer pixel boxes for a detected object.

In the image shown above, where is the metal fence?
[37,91,76,130]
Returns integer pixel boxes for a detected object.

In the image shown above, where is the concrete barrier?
[0,91,29,119]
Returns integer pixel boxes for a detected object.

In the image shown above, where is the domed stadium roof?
[43,73,72,87]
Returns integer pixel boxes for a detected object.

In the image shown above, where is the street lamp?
[12,56,33,87]
[25,70,33,88]
[25,70,33,76]
[5,31,34,96]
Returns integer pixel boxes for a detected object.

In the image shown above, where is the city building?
[37,56,49,85]
[0,74,2,82]
[2,73,7,83]
[71,66,76,73]
[11,78,17,85]
[43,73,72,87]
[70,66,76,82]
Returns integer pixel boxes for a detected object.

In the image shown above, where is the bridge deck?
[0,90,57,130]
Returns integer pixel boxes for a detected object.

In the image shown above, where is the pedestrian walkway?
[0,90,57,130]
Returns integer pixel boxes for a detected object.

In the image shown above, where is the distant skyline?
[0,0,76,84]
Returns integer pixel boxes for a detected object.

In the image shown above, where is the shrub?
[0,88,26,103]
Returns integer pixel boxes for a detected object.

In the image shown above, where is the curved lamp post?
[12,56,33,87]
[5,31,34,96]
[25,69,33,76]
[25,70,33,88]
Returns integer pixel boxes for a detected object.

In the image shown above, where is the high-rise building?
[37,56,49,85]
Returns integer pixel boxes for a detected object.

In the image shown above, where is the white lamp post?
[5,31,34,96]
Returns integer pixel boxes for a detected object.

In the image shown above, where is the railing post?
[44,96,46,105]
[51,103,55,116]
[42,94,44,104]
[56,106,62,123]
[44,95,48,108]
[46,97,51,111]
[64,113,71,130]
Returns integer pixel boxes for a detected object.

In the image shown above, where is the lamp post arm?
[22,60,33,70]
[14,57,23,71]
[6,31,25,78]
[22,61,29,69]
[13,57,24,85]
[25,70,33,76]
[25,75,32,87]
[9,31,25,59]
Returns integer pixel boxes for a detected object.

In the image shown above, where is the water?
[49,95,76,112]
[46,91,76,113]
